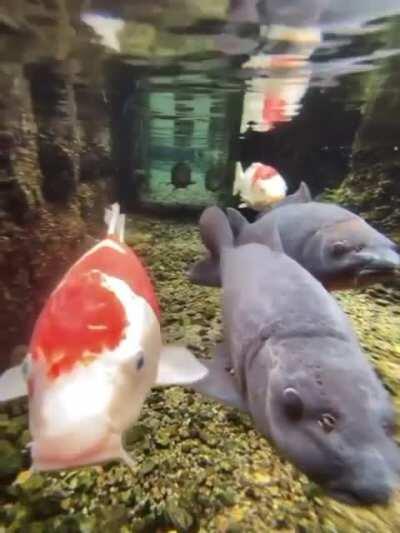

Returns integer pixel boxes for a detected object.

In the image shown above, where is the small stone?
[218,461,234,473]
[217,488,236,506]
[180,441,193,453]
[140,459,157,475]
[165,500,193,531]
[124,424,148,446]
[155,431,171,448]
[19,472,45,492]
[198,430,217,447]
[226,524,242,533]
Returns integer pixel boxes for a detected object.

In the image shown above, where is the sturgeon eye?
[136,355,144,370]
[318,413,336,433]
[331,241,350,257]
[283,388,304,421]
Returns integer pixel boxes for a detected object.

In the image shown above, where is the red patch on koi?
[68,240,160,319]
[251,164,278,185]
[31,270,127,379]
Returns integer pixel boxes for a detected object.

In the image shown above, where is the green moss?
[0,441,23,478]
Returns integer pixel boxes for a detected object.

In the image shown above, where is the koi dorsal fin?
[116,214,126,243]
[104,203,126,243]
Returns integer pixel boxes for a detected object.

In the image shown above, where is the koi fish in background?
[0,204,207,472]
[233,162,287,210]
[240,24,322,133]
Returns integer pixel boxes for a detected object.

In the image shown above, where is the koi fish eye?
[136,355,144,371]
[318,413,336,433]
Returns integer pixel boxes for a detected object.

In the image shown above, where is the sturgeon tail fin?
[0,364,28,402]
[187,256,222,287]
[187,206,234,287]
[104,203,126,242]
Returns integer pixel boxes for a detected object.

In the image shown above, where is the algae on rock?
[0,0,114,365]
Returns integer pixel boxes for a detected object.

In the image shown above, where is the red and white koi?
[233,162,287,210]
[0,204,207,472]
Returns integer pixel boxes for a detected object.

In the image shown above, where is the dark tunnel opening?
[104,57,363,217]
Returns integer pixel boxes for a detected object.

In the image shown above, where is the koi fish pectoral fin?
[155,345,209,386]
[0,363,28,402]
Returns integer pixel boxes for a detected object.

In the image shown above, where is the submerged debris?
[0,214,399,531]
[171,162,193,190]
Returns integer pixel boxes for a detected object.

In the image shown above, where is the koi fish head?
[27,267,161,471]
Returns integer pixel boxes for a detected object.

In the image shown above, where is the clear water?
[1,1,400,532]
[80,0,400,208]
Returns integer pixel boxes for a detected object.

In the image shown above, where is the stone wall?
[0,1,112,369]
[325,18,400,238]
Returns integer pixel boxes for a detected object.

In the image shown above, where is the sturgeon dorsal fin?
[253,219,283,253]
[199,206,234,257]
[266,221,284,252]
[226,208,249,240]
[187,207,233,287]
[271,181,312,210]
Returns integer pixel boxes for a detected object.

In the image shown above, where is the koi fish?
[233,162,287,210]
[0,204,207,472]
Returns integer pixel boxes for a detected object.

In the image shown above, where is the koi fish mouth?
[30,432,130,472]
